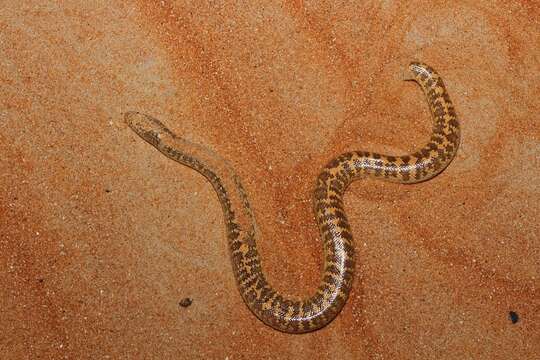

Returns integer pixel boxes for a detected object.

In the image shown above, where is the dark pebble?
[509,311,519,324]
[179,298,193,308]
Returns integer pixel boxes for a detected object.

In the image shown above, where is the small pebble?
[509,311,519,324]
[179,298,193,308]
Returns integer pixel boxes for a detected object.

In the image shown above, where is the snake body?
[125,62,460,333]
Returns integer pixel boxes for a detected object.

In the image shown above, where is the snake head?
[124,111,173,147]
[402,62,437,82]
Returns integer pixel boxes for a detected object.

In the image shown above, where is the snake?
[125,62,460,333]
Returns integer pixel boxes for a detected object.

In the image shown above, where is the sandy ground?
[1,1,539,359]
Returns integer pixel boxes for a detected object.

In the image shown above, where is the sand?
[1,1,538,359]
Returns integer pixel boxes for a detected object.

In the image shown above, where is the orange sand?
[1,1,538,359]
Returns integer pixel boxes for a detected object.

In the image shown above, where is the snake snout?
[124,111,155,130]
[124,111,168,146]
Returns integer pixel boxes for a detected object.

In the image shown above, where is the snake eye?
[144,129,161,146]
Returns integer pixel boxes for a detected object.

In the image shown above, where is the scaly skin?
[125,62,460,333]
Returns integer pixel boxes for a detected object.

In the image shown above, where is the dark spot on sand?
[509,311,519,324]
[179,298,193,308]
